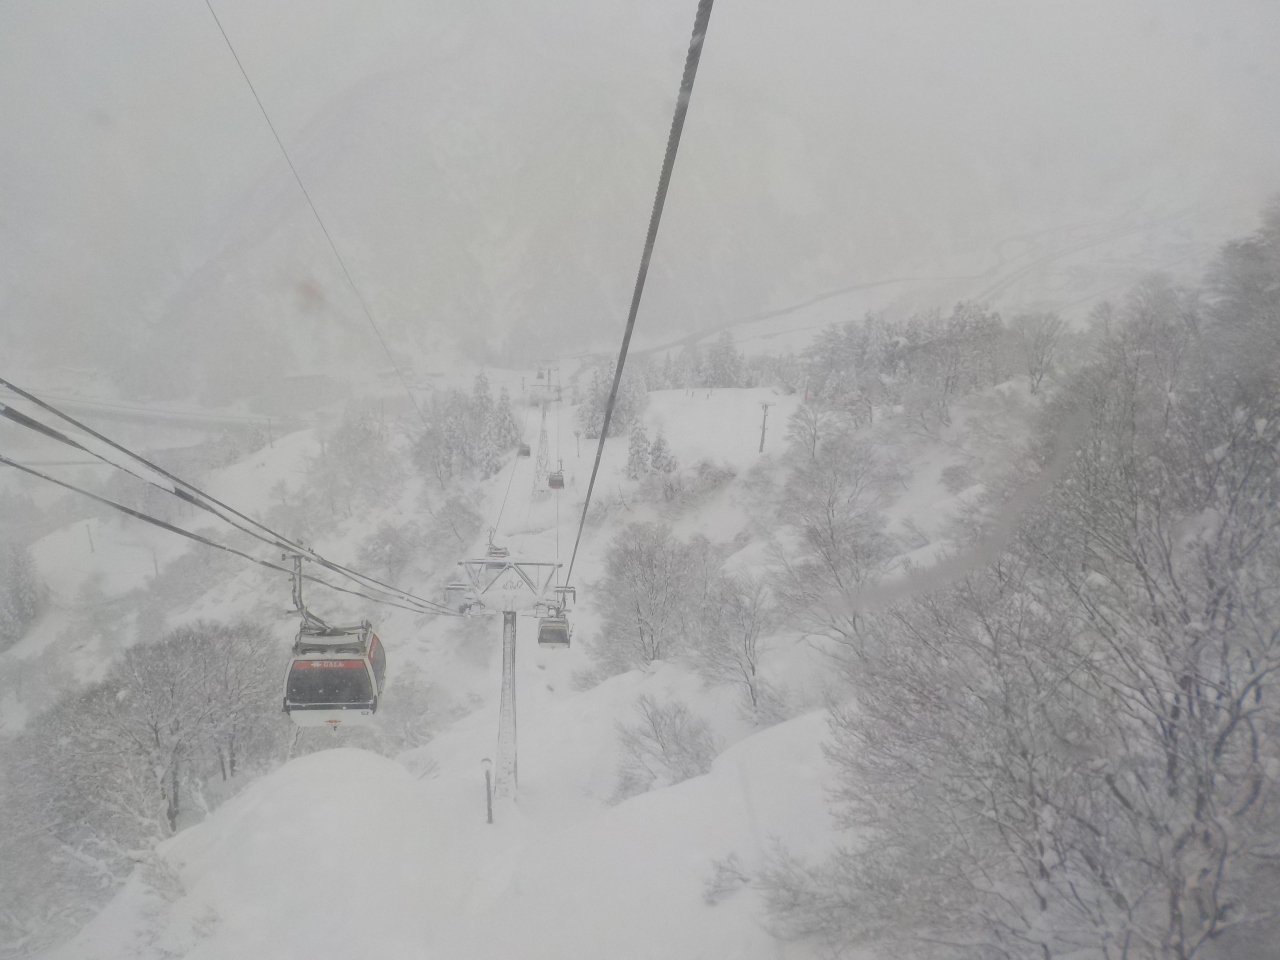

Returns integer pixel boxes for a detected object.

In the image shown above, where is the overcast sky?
[2,0,1278,399]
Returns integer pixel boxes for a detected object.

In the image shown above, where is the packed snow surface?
[48,706,835,960]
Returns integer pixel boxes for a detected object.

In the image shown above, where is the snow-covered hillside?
[47,705,834,960]
[5,373,1035,960]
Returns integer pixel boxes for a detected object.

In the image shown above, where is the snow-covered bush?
[640,457,731,508]
[613,695,721,802]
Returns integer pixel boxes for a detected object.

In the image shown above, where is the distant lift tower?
[534,400,551,485]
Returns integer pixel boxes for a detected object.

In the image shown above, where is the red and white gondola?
[283,622,386,729]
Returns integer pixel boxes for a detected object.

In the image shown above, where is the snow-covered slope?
[16,376,1037,958]
[47,695,834,960]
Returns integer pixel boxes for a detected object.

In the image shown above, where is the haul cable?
[564,0,715,586]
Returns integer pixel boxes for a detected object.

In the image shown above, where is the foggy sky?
[2,0,1278,401]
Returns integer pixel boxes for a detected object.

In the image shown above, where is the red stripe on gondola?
[293,659,366,669]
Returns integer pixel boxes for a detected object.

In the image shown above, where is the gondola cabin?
[548,470,564,490]
[283,624,386,729]
[537,616,570,648]
[517,443,531,457]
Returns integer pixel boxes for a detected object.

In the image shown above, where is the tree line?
[577,301,1063,444]
[577,205,1280,959]
[762,204,1280,960]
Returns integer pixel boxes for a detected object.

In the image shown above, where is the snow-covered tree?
[591,524,719,675]
[0,619,285,951]
[488,387,522,452]
[772,438,891,645]
[766,223,1280,959]
[785,402,847,460]
[799,303,1005,432]
[692,573,778,715]
[413,379,522,485]
[1,620,287,951]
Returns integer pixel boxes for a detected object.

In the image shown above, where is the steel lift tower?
[449,549,570,800]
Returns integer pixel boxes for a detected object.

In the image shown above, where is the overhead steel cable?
[0,382,448,613]
[0,379,457,616]
[0,454,453,617]
[199,0,430,432]
[564,0,714,587]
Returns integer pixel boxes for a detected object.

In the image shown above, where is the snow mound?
[48,713,835,960]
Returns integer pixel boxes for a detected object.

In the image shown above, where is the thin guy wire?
[200,0,430,431]
[565,0,714,586]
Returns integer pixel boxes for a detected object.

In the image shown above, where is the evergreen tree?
[649,431,678,474]
[626,423,651,479]
[489,387,522,453]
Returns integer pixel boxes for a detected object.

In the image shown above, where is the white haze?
[2,0,1278,403]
